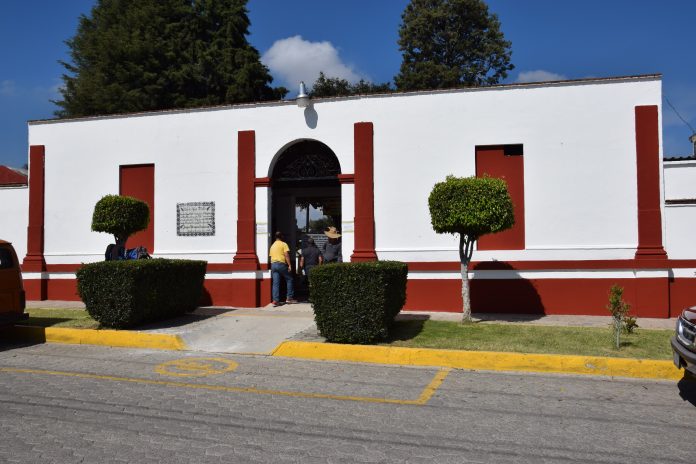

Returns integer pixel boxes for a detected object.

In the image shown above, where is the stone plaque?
[177,202,215,236]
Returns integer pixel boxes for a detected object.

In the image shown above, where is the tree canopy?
[429,175,514,245]
[54,0,286,118]
[309,72,392,98]
[92,195,150,245]
[395,0,514,91]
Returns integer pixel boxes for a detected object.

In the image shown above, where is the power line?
[665,96,696,135]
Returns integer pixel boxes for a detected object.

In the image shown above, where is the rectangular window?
[475,145,525,250]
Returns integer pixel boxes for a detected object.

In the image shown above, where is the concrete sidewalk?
[25,300,677,354]
[140,304,317,354]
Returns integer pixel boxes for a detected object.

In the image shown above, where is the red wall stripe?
[39,275,684,317]
[405,277,672,317]
[669,278,696,318]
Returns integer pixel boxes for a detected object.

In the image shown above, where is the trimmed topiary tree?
[92,194,150,247]
[79,194,206,328]
[428,175,514,322]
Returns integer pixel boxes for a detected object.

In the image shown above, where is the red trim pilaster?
[634,105,667,260]
[22,145,47,300]
[253,177,271,187]
[232,130,260,270]
[351,122,377,262]
[337,174,355,184]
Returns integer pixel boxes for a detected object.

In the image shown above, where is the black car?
[672,307,696,376]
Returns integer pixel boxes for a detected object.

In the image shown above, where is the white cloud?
[0,80,16,96]
[261,35,363,93]
[515,70,568,84]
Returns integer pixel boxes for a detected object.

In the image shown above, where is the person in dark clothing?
[322,226,342,263]
[299,237,323,277]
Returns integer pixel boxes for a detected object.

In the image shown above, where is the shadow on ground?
[134,307,240,330]
[0,341,45,353]
[388,314,429,342]
[20,317,99,329]
[678,373,696,407]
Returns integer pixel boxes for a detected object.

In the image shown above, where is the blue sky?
[1,0,695,168]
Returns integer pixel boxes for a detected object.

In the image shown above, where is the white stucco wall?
[27,75,662,266]
[663,159,696,258]
[665,205,696,259]
[0,186,28,260]
[664,159,696,201]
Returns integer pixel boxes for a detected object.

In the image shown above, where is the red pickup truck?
[0,240,27,326]
[672,307,696,377]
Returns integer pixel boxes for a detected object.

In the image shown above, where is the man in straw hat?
[322,226,342,263]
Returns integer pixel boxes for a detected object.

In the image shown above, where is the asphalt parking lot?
[1,342,695,463]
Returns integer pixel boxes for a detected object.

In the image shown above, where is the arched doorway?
[270,140,341,299]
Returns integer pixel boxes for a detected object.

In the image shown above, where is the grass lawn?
[22,308,100,329]
[386,319,674,360]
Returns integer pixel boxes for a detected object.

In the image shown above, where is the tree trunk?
[458,233,474,323]
[461,261,472,323]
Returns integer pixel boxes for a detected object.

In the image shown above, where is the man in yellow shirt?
[269,231,297,306]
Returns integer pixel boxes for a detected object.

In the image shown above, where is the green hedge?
[76,259,206,328]
[309,261,408,344]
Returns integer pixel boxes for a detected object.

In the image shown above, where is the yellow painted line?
[271,341,683,381]
[154,357,238,378]
[0,366,449,406]
[415,368,451,404]
[8,326,187,351]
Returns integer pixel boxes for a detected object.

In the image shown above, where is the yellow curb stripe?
[0,367,447,406]
[271,341,683,381]
[8,326,187,351]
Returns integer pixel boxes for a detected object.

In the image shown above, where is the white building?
[2,73,693,317]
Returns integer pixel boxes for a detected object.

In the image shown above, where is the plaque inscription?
[177,202,215,236]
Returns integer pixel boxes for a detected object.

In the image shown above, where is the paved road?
[0,343,694,463]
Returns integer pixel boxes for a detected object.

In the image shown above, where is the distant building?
[1,73,693,317]
[0,166,28,186]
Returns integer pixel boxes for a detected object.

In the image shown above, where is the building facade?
[2,73,694,317]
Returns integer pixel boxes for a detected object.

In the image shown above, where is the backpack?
[125,246,151,260]
[105,243,125,261]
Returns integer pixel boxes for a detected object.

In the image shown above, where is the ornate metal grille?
[273,141,340,180]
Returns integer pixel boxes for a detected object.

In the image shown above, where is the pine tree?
[54,0,286,118]
[395,0,513,91]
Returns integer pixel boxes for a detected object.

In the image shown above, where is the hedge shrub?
[309,261,408,344]
[76,259,206,328]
